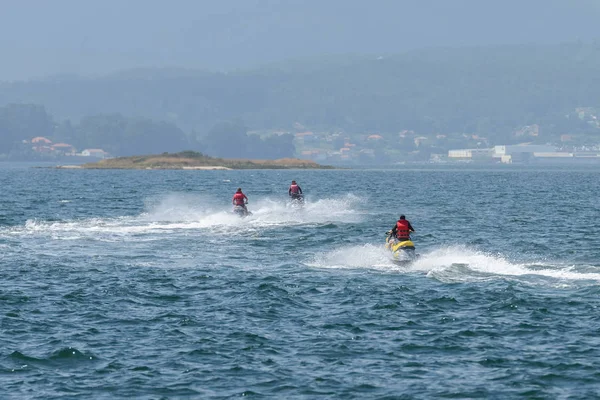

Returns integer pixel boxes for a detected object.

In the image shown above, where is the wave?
[309,244,600,285]
[9,347,95,366]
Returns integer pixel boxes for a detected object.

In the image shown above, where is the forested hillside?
[2,43,600,161]
[2,43,600,138]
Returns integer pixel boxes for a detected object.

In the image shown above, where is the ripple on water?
[2,168,600,398]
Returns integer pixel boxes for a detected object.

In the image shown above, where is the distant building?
[30,136,53,153]
[494,144,555,155]
[534,152,573,158]
[31,136,52,144]
[367,134,383,140]
[448,148,493,161]
[51,143,76,154]
[81,149,109,158]
[449,143,595,164]
[493,144,556,163]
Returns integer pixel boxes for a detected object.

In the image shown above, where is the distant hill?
[2,0,599,80]
[2,42,600,142]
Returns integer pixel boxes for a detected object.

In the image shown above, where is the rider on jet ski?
[232,188,248,212]
[288,180,303,200]
[389,215,415,242]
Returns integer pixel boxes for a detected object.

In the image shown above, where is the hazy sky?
[1,0,599,80]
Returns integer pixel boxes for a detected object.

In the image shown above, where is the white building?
[494,144,556,156]
[81,149,108,158]
[493,144,557,164]
[448,148,493,161]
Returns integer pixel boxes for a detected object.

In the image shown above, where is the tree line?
[1,42,600,143]
[0,104,295,160]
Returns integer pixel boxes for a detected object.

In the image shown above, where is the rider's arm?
[298,186,302,194]
[408,222,415,232]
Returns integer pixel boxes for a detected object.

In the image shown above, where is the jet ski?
[385,232,418,264]
[289,194,305,209]
[233,205,252,218]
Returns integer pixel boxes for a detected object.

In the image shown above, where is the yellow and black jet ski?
[385,233,418,264]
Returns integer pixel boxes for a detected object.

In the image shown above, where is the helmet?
[399,215,405,220]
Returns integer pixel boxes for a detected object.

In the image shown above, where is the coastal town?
[283,107,600,165]
[11,107,600,166]
[18,131,600,166]
[24,136,111,160]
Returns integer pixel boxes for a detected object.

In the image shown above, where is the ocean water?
[1,163,600,399]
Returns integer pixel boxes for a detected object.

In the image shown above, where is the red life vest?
[233,192,246,206]
[395,220,410,239]
[290,184,300,194]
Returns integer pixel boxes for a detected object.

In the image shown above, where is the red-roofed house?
[51,143,76,154]
[31,136,52,144]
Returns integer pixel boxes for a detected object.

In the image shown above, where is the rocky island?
[73,151,334,170]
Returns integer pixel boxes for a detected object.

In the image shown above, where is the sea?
[1,162,600,399]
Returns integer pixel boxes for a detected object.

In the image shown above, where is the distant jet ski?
[385,233,418,264]
[289,194,305,209]
[233,205,252,218]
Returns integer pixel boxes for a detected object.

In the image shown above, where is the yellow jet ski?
[385,232,418,264]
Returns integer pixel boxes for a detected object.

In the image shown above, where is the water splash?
[1,193,365,240]
[415,246,600,283]
[310,243,600,285]
[308,244,394,269]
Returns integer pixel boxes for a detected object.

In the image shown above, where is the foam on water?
[4,167,600,397]
[307,244,394,269]
[142,192,365,229]
[310,243,600,285]
[416,246,600,283]
[0,193,365,240]
[240,194,364,226]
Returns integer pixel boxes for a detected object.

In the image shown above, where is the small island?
[72,151,334,170]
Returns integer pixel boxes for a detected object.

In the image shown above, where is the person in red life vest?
[390,215,415,241]
[232,187,248,212]
[288,180,303,200]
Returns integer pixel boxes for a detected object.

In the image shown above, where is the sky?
[1,0,599,80]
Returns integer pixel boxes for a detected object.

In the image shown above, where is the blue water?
[2,164,600,399]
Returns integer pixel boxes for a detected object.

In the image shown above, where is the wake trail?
[310,244,600,285]
[0,193,366,240]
